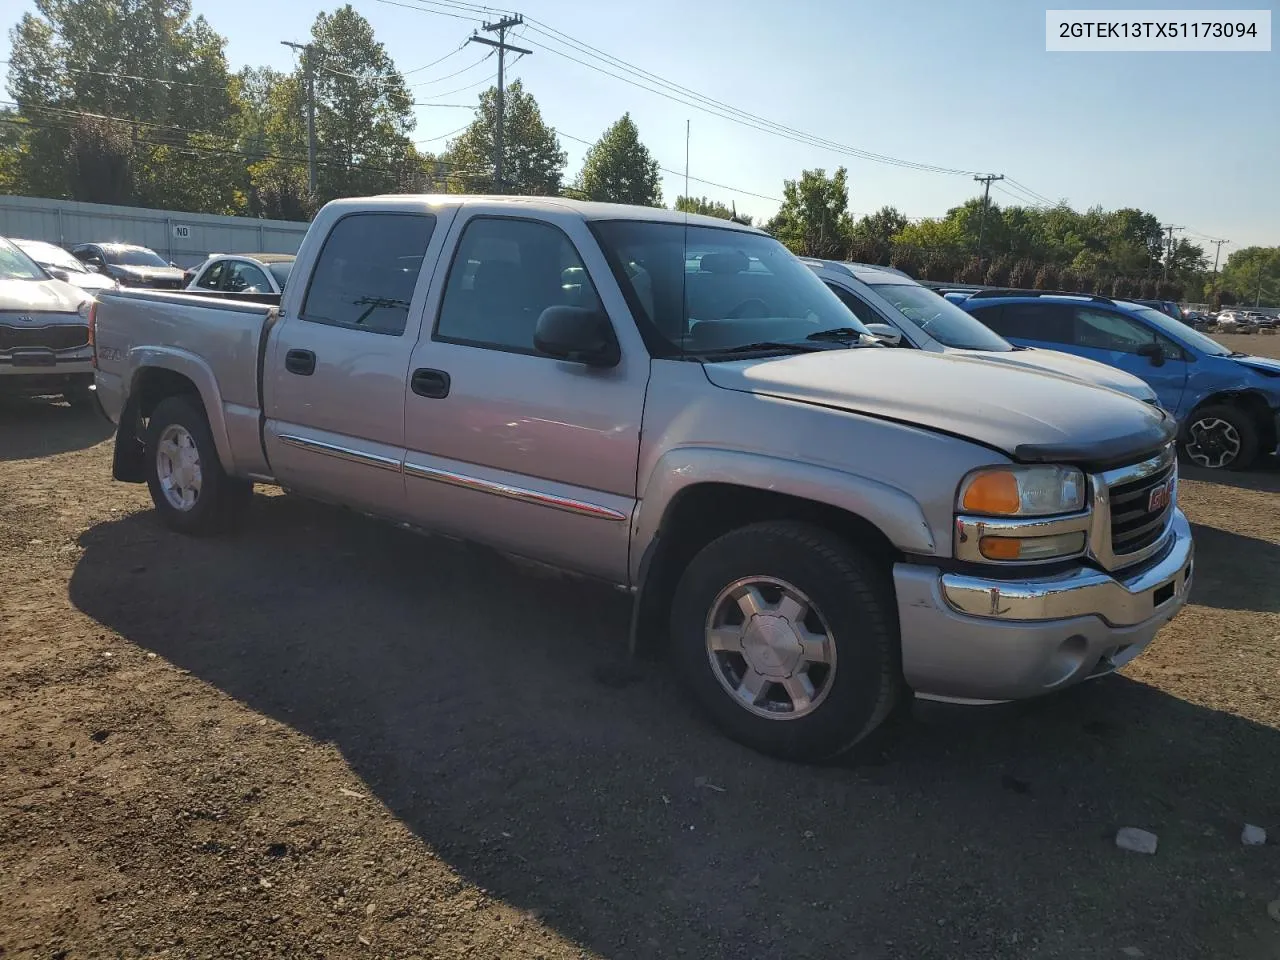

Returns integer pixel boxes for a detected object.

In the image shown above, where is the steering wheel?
[725,298,770,319]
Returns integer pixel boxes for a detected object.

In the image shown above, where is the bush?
[1008,259,1036,288]
[1033,264,1060,290]
[921,253,957,282]
[889,247,920,277]
[984,255,1012,287]
[956,256,985,284]
[1111,276,1135,298]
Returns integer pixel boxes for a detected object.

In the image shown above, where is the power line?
[1005,176,1057,207]
[411,72,497,102]
[402,41,469,76]
[408,50,493,87]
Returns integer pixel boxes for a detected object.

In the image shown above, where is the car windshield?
[1126,304,1231,356]
[592,220,869,356]
[268,261,293,289]
[867,281,1012,351]
[16,240,87,272]
[0,238,49,280]
[104,245,169,267]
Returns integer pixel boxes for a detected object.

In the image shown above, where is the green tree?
[673,195,752,225]
[574,113,661,206]
[765,167,853,259]
[309,5,419,201]
[849,205,907,264]
[1221,246,1280,306]
[442,80,565,195]
[6,0,243,210]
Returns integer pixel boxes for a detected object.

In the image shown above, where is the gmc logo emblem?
[1148,478,1175,513]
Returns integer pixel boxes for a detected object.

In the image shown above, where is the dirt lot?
[2,334,1279,959]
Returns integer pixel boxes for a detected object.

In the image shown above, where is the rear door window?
[301,213,437,336]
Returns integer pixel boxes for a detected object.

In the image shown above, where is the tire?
[1180,404,1259,471]
[144,395,252,535]
[669,521,901,762]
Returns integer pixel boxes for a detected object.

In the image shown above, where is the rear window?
[301,214,436,335]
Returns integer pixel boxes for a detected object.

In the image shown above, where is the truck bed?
[92,288,278,478]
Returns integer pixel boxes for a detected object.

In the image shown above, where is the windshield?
[1126,304,1231,356]
[104,246,169,267]
[0,238,49,280]
[15,240,86,272]
[592,220,868,355]
[867,281,1012,351]
[268,261,293,289]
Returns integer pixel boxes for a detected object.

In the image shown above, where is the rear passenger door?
[400,213,648,584]
[967,301,1075,350]
[263,210,449,519]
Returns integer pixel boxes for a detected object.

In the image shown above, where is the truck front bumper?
[894,508,1193,703]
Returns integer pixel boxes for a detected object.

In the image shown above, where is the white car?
[12,238,117,292]
[0,237,95,405]
[185,253,294,296]
[805,260,1161,406]
[1216,312,1240,328]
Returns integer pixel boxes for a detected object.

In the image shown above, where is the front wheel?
[669,521,901,762]
[144,396,252,535]
[1181,404,1259,471]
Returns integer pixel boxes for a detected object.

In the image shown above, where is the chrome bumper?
[893,509,1193,703]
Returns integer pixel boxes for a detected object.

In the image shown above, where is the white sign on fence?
[171,224,192,240]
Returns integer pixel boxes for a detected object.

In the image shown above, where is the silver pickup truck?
[92,196,1194,761]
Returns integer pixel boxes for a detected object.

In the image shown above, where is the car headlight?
[957,465,1086,517]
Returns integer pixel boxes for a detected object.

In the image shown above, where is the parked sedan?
[804,259,1160,405]
[185,253,294,297]
[12,238,118,292]
[71,242,185,289]
[0,237,95,405]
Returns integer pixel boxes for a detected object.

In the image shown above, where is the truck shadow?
[68,496,1280,959]
[0,395,113,461]
[1182,454,1280,494]
[1187,522,1280,613]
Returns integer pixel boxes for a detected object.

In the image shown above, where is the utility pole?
[972,174,1004,268]
[281,41,317,197]
[684,119,690,201]
[469,15,531,193]
[1160,224,1184,281]
[1208,238,1228,307]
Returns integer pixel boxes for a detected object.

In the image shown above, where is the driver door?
[1069,306,1188,412]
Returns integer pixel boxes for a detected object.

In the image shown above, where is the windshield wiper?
[805,327,866,343]
[701,340,826,358]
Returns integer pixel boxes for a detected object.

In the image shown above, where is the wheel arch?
[629,449,931,656]
[1184,389,1276,452]
[113,353,231,482]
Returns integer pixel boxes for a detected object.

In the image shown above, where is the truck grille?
[1108,459,1176,558]
[0,323,90,352]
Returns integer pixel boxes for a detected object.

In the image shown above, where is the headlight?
[957,465,1086,517]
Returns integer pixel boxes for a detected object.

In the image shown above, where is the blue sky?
[5,0,1277,249]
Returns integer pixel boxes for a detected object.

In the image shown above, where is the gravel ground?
[2,333,1279,959]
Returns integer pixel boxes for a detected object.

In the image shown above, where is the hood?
[702,348,1176,468]
[1232,355,1280,379]
[110,264,185,281]
[62,271,117,291]
[0,276,90,314]
[971,347,1159,402]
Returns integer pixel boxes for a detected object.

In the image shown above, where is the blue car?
[957,291,1280,470]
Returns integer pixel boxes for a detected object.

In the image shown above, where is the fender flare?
[629,447,936,586]
[125,346,238,474]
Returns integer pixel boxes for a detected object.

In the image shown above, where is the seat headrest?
[699,251,749,275]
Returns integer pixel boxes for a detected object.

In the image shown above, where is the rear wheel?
[1181,404,1259,471]
[144,396,252,535]
[669,521,901,762]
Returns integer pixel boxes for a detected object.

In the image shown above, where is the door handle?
[411,368,451,399]
[285,349,315,376]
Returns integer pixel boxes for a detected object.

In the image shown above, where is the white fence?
[0,195,309,268]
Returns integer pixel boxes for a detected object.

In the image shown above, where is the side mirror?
[864,323,904,347]
[85,263,101,273]
[534,306,620,367]
[1137,342,1165,367]
[46,267,71,282]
